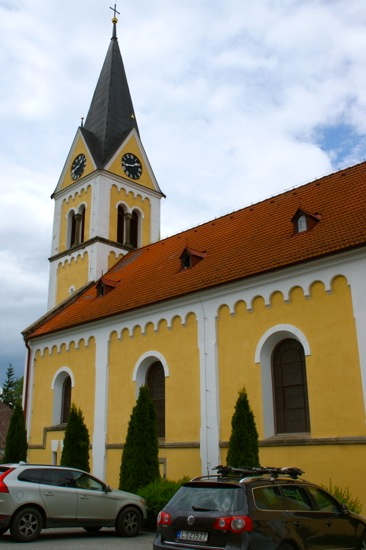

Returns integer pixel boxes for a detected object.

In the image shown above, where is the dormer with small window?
[180,247,207,270]
[96,277,118,297]
[292,209,321,234]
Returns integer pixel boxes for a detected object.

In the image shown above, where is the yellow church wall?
[105,447,200,489]
[108,135,156,192]
[59,187,92,254]
[109,185,152,247]
[217,276,365,443]
[56,253,89,304]
[27,339,96,464]
[108,250,124,270]
[107,313,200,475]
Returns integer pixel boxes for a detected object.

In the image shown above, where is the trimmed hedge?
[138,477,189,529]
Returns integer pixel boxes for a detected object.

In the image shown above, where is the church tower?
[47,13,164,310]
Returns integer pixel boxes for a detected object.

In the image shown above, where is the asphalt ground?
[0,528,155,549]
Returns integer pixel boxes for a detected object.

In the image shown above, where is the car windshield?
[167,484,244,513]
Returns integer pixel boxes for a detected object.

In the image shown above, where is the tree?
[1,364,16,407]
[226,387,259,468]
[119,385,160,493]
[60,404,90,472]
[3,403,27,463]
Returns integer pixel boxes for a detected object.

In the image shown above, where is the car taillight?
[213,515,253,533]
[0,469,14,494]
[157,511,172,525]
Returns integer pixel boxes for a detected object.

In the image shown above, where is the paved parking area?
[1,528,155,549]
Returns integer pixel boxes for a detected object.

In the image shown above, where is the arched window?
[61,376,72,424]
[130,210,139,249]
[68,206,85,248]
[272,339,310,434]
[146,361,165,438]
[117,205,125,244]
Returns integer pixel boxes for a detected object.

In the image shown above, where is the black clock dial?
[71,154,86,180]
[121,153,142,180]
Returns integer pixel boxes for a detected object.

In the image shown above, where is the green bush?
[138,477,189,529]
[322,479,362,515]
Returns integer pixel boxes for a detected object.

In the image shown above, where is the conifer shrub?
[60,404,90,472]
[138,477,190,529]
[322,479,362,514]
[226,387,259,468]
[119,385,160,493]
[3,403,27,463]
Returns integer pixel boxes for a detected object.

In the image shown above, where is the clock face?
[71,154,86,180]
[121,153,142,180]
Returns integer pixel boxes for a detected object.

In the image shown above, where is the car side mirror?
[340,503,349,514]
[104,484,112,493]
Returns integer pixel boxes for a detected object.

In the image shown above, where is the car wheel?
[278,544,295,550]
[360,536,366,550]
[10,507,43,542]
[83,526,102,533]
[115,506,142,537]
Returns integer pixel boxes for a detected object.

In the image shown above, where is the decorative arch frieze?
[62,184,92,204]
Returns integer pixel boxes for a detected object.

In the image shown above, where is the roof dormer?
[96,277,118,297]
[180,247,207,270]
[292,209,321,234]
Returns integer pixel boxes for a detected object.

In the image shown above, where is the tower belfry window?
[68,206,86,248]
[117,205,125,244]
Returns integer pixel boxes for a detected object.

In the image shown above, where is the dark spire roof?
[83,16,139,167]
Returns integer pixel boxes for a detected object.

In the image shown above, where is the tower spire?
[82,1,139,166]
[110,3,120,39]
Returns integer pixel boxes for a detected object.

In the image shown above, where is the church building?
[23,14,366,508]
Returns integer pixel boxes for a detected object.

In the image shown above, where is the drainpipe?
[23,338,32,424]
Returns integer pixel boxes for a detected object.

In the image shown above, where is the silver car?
[0,463,147,542]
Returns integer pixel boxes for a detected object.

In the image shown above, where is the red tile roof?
[26,161,366,339]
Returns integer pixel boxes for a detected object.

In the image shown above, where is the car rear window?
[167,483,245,513]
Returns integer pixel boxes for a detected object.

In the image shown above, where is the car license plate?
[178,530,208,542]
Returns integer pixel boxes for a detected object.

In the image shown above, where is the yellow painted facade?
[218,276,365,442]
[27,273,366,509]
[55,253,89,304]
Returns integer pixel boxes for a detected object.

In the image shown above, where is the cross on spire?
[110,3,120,18]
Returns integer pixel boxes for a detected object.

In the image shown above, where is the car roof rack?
[213,465,304,480]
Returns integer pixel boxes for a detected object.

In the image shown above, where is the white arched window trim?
[254,324,311,439]
[132,351,169,398]
[51,368,75,425]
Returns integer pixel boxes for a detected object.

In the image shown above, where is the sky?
[1,0,366,385]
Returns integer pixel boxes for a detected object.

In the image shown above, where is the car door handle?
[43,491,54,496]
[293,521,301,528]
[80,495,89,500]
[325,521,333,527]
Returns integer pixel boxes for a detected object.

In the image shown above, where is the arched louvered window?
[147,362,165,438]
[272,339,310,434]
[130,210,139,249]
[117,205,125,244]
[68,207,85,247]
[79,206,85,244]
[61,376,72,424]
